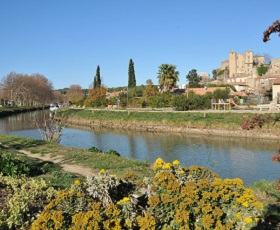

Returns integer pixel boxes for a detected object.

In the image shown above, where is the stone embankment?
[65,118,280,140]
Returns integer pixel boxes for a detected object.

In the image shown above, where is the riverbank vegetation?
[0,134,279,229]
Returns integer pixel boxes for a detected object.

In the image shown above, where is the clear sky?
[0,1,280,90]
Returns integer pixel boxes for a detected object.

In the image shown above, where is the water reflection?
[0,111,279,186]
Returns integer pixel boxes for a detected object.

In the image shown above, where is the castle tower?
[229,50,237,78]
[245,50,253,75]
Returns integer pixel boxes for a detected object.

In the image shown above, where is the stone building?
[228,50,255,78]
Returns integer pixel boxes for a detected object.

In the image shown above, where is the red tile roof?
[186,87,227,95]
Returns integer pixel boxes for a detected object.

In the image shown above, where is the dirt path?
[18,149,97,177]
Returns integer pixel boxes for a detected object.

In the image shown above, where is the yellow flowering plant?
[32,158,264,230]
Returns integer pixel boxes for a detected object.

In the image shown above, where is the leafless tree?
[66,84,84,103]
[0,72,53,106]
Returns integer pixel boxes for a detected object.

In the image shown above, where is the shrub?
[0,154,30,176]
[106,149,121,157]
[241,114,267,130]
[88,146,103,153]
[32,160,264,229]
[0,174,56,229]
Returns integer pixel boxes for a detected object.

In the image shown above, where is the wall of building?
[272,85,280,102]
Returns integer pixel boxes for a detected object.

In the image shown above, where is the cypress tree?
[128,59,136,88]
[96,65,101,88]
[93,76,97,89]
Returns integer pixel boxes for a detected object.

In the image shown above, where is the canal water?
[0,110,279,186]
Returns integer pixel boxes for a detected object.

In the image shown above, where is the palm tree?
[157,64,179,92]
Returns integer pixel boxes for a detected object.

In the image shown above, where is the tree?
[93,76,97,89]
[66,84,84,103]
[186,69,201,88]
[157,64,179,92]
[143,79,158,98]
[1,72,53,106]
[97,65,101,87]
[212,69,218,80]
[128,59,136,88]
[263,20,280,42]
[93,65,101,89]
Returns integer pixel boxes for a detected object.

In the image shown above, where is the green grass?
[59,108,280,131]
[250,180,280,225]
[0,134,154,182]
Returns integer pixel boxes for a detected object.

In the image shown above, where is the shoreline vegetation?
[60,107,280,140]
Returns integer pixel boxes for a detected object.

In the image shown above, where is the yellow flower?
[122,197,130,202]
[242,201,249,208]
[180,170,184,174]
[100,169,106,174]
[156,158,164,164]
[163,163,172,169]
[74,180,81,186]
[117,197,130,205]
[236,213,242,220]
[244,217,253,223]
[173,160,180,165]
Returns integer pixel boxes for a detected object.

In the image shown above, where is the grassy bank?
[0,106,45,117]
[59,108,280,135]
[0,134,154,184]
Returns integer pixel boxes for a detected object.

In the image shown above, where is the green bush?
[0,154,30,176]
[106,149,121,157]
[88,147,103,153]
[172,92,212,111]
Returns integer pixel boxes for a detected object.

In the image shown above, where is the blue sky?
[1,1,280,90]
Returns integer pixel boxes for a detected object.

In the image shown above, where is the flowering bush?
[32,160,264,229]
[241,114,267,130]
[0,174,56,229]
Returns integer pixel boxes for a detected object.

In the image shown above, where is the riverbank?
[0,106,45,117]
[60,108,280,140]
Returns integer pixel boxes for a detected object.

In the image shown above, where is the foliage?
[186,69,201,88]
[0,174,56,229]
[106,149,121,157]
[263,20,280,42]
[88,146,103,153]
[128,59,136,88]
[0,154,30,177]
[143,79,158,99]
[241,114,267,130]
[86,86,108,107]
[157,64,179,92]
[148,91,173,108]
[95,65,101,88]
[272,148,280,163]
[212,88,230,101]
[32,159,264,229]
[257,66,269,76]
[172,92,212,111]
